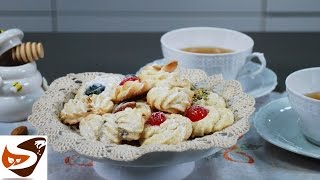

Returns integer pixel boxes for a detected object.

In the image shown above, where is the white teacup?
[286,67,320,146]
[160,27,266,80]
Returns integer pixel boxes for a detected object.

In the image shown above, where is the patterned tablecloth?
[1,92,319,180]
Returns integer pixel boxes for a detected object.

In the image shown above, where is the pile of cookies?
[60,61,234,146]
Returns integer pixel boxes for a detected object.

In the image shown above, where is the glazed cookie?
[100,113,121,144]
[60,97,89,125]
[112,75,150,103]
[193,88,226,108]
[147,86,194,114]
[140,112,192,145]
[79,114,105,140]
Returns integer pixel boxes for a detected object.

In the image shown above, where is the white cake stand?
[93,161,195,180]
[87,148,220,180]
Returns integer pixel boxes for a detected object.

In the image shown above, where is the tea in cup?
[161,27,266,80]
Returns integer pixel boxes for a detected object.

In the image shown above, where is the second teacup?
[286,67,320,146]
[160,27,266,80]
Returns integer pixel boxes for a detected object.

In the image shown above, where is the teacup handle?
[245,52,266,77]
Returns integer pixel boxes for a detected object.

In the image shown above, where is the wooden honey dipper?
[11,42,44,63]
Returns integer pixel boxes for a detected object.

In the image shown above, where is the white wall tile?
[0,0,51,11]
[266,17,320,31]
[56,0,262,12]
[267,0,320,12]
[0,17,52,32]
[57,15,262,32]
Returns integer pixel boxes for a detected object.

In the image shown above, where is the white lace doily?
[28,69,255,161]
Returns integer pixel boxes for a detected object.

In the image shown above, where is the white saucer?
[254,97,320,159]
[237,61,277,98]
[140,59,277,98]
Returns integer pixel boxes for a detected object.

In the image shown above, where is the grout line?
[267,12,320,17]
[56,11,262,17]
[262,0,267,32]
[0,11,51,16]
[1,10,319,18]
[50,0,58,32]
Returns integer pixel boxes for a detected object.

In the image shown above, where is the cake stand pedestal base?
[93,161,195,180]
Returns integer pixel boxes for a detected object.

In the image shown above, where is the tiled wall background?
[1,0,320,32]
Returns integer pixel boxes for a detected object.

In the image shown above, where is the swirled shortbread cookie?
[100,113,121,144]
[192,88,226,108]
[60,96,89,125]
[114,108,144,141]
[140,112,192,145]
[112,75,150,103]
[112,102,151,141]
[186,106,219,138]
[214,107,234,132]
[137,61,180,88]
[185,105,235,137]
[79,114,105,140]
[147,86,194,114]
[61,75,124,124]
[113,101,151,120]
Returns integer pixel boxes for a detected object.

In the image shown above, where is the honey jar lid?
[0,28,23,56]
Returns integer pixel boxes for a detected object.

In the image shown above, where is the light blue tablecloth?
[1,92,319,180]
